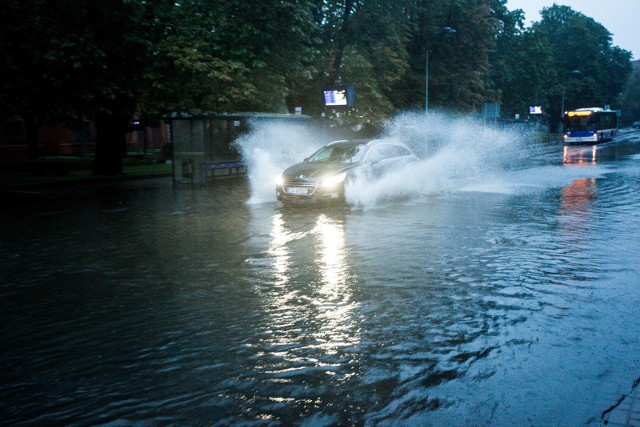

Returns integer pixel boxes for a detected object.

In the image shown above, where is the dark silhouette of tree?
[619,65,640,125]
[1,0,634,163]
[532,5,632,131]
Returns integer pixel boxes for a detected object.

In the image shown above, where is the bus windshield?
[564,115,596,132]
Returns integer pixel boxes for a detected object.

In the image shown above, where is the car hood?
[282,162,359,181]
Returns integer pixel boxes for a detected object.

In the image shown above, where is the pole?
[425,26,455,113]
[425,45,429,113]
[560,70,581,134]
[560,85,565,134]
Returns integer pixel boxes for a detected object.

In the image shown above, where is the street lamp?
[560,69,581,132]
[426,26,456,113]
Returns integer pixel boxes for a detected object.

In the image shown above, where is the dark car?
[275,138,418,204]
[632,121,640,129]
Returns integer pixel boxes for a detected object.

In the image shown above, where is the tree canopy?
[0,0,635,170]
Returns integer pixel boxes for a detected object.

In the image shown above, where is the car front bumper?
[276,182,344,204]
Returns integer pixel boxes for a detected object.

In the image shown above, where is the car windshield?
[307,143,365,164]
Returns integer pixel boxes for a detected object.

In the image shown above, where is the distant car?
[632,121,640,129]
[275,138,418,204]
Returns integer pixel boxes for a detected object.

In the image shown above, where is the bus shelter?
[166,112,313,185]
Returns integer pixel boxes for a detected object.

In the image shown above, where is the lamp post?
[425,26,456,113]
[560,69,581,132]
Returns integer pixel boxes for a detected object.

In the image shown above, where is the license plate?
[286,187,308,195]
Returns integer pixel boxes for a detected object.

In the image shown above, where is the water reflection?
[562,142,622,165]
[265,212,358,351]
[560,177,598,216]
[557,177,598,258]
[252,210,360,378]
[315,214,348,292]
[267,213,296,287]
[310,214,354,354]
[560,144,600,245]
[4,134,640,424]
[563,144,598,165]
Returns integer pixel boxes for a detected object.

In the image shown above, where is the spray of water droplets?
[235,111,605,208]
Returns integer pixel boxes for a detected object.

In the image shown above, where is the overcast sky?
[506,0,639,60]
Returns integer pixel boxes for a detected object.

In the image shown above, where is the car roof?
[326,138,406,147]
[325,139,369,146]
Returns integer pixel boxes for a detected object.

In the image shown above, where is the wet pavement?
[1,128,640,425]
[602,381,640,426]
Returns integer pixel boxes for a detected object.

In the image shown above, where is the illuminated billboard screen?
[324,89,348,106]
[322,85,354,108]
[529,105,543,114]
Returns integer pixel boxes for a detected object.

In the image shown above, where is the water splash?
[345,112,530,208]
[235,111,603,208]
[235,121,326,204]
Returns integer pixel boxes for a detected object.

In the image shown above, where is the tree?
[395,0,503,111]
[203,0,321,113]
[0,0,90,158]
[486,2,552,118]
[532,5,632,131]
[140,1,254,117]
[0,0,316,173]
[0,0,153,171]
[283,0,413,121]
[332,0,411,115]
[440,0,497,110]
[619,65,640,126]
[2,0,634,160]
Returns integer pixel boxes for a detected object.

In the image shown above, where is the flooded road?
[2,130,640,425]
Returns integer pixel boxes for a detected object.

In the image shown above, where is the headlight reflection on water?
[267,213,295,287]
[264,212,360,358]
[315,214,348,289]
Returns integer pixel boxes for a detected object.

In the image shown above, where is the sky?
[506,0,640,60]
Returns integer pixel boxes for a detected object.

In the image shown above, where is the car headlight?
[320,172,347,188]
[275,174,283,186]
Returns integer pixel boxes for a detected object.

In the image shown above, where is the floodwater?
[2,119,640,426]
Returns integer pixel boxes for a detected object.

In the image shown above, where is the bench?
[205,160,246,180]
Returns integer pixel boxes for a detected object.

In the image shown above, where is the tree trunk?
[548,99,560,133]
[93,112,129,176]
[329,0,355,84]
[25,115,39,159]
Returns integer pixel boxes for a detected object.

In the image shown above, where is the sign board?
[322,85,355,109]
[483,103,500,118]
[529,105,543,114]
[324,89,347,106]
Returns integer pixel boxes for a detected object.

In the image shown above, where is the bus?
[563,107,618,144]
